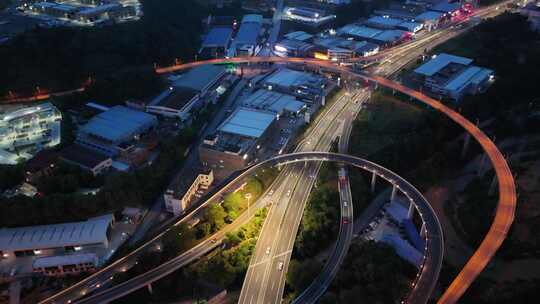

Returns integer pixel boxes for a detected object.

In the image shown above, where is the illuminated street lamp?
[245,193,252,216]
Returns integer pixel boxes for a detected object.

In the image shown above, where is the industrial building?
[60,144,113,176]
[199,108,277,178]
[283,6,336,26]
[0,214,114,259]
[230,14,263,56]
[147,65,227,121]
[164,170,214,215]
[199,27,234,58]
[313,37,380,60]
[0,103,62,165]
[273,39,315,57]
[76,106,157,157]
[261,67,332,100]
[366,15,423,33]
[414,10,444,31]
[241,89,306,116]
[337,24,383,41]
[413,53,494,101]
[33,253,98,276]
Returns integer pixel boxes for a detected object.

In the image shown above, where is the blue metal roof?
[414,53,473,76]
[234,22,261,46]
[338,24,382,39]
[218,108,275,138]
[202,27,233,48]
[444,66,493,92]
[81,106,156,143]
[373,29,407,43]
[368,16,403,27]
[414,11,443,22]
[172,65,226,91]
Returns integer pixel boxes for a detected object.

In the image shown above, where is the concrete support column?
[147,283,153,294]
[391,184,398,202]
[477,153,488,177]
[407,201,415,220]
[374,82,378,90]
[489,175,498,196]
[371,172,377,193]
[461,133,471,158]
[420,222,427,239]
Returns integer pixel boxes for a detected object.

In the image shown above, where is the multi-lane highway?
[238,88,366,304]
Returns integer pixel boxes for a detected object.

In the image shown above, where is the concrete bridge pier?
[371,172,377,193]
[147,283,153,294]
[488,175,498,196]
[461,133,471,158]
[407,201,415,220]
[391,184,398,202]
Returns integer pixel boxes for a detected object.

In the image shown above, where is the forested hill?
[0,0,208,100]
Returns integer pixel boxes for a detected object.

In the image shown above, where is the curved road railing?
[72,152,443,304]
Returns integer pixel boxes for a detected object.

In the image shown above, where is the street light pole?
[245,193,252,217]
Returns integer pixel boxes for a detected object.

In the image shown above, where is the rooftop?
[155,88,198,111]
[60,144,111,169]
[264,68,322,88]
[202,27,233,48]
[172,65,226,91]
[242,90,305,114]
[233,21,261,47]
[373,29,407,43]
[444,66,494,92]
[284,31,313,42]
[368,15,404,27]
[0,214,113,252]
[218,107,275,139]
[80,106,157,143]
[414,53,473,76]
[337,24,383,39]
[414,10,443,22]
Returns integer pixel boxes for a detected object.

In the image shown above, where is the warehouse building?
[337,24,383,41]
[261,67,332,101]
[230,14,263,56]
[199,108,277,178]
[0,103,62,165]
[76,106,157,157]
[313,37,379,60]
[414,10,444,31]
[147,65,227,121]
[283,6,336,26]
[0,214,114,259]
[199,27,234,58]
[241,89,306,116]
[413,53,494,101]
[273,38,314,57]
[60,144,113,176]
